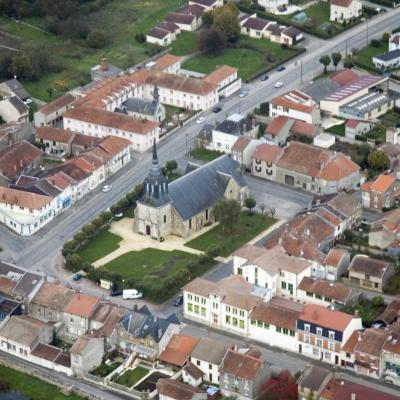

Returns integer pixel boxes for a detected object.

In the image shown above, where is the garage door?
[285,175,295,186]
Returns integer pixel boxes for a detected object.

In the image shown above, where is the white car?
[102,184,112,193]
[196,117,205,124]
[238,91,248,98]
[123,289,143,299]
[274,82,284,88]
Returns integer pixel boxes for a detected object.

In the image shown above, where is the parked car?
[122,289,143,299]
[196,117,205,124]
[260,75,269,81]
[110,289,123,297]
[274,82,284,88]
[276,66,286,72]
[212,106,222,113]
[173,294,183,306]
[238,91,248,98]
[72,273,82,281]
[102,184,112,193]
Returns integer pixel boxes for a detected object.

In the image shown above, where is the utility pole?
[366,21,369,47]
[345,39,348,57]
[300,60,303,84]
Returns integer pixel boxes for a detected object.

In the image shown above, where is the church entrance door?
[145,225,151,235]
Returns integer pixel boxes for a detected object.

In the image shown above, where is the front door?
[335,355,339,365]
[145,225,151,235]
[299,344,302,354]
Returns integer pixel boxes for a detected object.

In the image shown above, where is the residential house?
[323,248,351,280]
[297,364,331,400]
[281,26,303,46]
[297,277,353,306]
[265,116,293,145]
[296,304,363,365]
[30,281,74,323]
[30,342,71,376]
[219,347,271,400]
[0,79,31,103]
[369,208,400,250]
[269,90,320,125]
[34,94,75,127]
[274,141,360,194]
[330,0,362,24]
[189,0,223,11]
[389,33,400,51]
[90,58,123,82]
[147,26,176,47]
[257,0,289,13]
[348,255,395,292]
[182,363,205,387]
[378,143,400,171]
[158,334,199,368]
[63,293,99,338]
[354,328,389,379]
[252,143,283,180]
[70,334,105,376]
[0,121,33,151]
[157,378,207,400]
[362,174,400,210]
[373,49,400,71]
[345,119,374,139]
[374,300,400,328]
[36,126,75,156]
[249,297,304,352]
[117,306,180,360]
[0,140,43,185]
[208,113,258,153]
[231,136,262,171]
[202,65,241,99]
[134,146,248,240]
[189,337,232,385]
[165,12,198,31]
[233,244,313,299]
[0,96,29,123]
[241,17,271,39]
[382,328,400,386]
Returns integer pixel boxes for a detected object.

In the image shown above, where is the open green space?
[0,364,86,400]
[182,35,301,81]
[91,362,121,378]
[326,123,345,136]
[186,213,276,256]
[77,227,122,264]
[191,148,224,162]
[0,0,181,100]
[352,42,386,71]
[380,110,400,128]
[113,367,148,387]
[170,32,198,56]
[365,126,386,144]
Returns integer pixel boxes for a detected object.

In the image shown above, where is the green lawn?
[0,365,85,400]
[168,172,182,182]
[77,227,122,263]
[0,0,181,100]
[191,148,224,162]
[353,42,386,70]
[113,367,148,387]
[182,35,301,80]
[380,110,400,128]
[365,126,386,144]
[186,213,277,256]
[170,31,198,56]
[326,123,345,136]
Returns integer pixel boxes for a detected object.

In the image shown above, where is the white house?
[257,0,289,14]
[373,49,400,71]
[34,94,75,127]
[330,0,362,24]
[389,33,400,51]
[146,27,174,47]
[202,65,241,99]
[0,96,29,123]
[189,0,223,11]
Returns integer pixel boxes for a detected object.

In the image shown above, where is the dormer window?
[317,327,323,336]
[304,324,310,332]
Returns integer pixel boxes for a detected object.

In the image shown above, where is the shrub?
[135,32,146,43]
[62,240,79,256]
[65,253,84,272]
[370,39,381,48]
[86,30,107,48]
[206,245,223,259]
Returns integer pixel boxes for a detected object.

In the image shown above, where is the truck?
[122,289,143,300]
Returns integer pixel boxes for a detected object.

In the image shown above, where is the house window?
[239,320,245,329]
[226,315,231,324]
[317,339,323,347]
[281,282,287,290]
[226,306,231,312]
[329,331,335,340]
[164,215,166,223]
[251,320,256,325]
[317,327,323,336]
[201,307,206,316]
[194,305,200,314]
[304,324,310,332]
[187,303,193,311]
[232,317,238,327]
[276,326,282,333]
[237,268,243,276]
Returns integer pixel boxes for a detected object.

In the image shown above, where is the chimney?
[100,58,109,71]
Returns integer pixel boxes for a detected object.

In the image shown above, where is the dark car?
[72,273,82,281]
[276,66,286,72]
[173,294,183,306]
[260,75,269,81]
[212,106,222,113]
[110,289,123,297]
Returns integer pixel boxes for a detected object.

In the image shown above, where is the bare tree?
[269,207,276,218]
[259,203,266,215]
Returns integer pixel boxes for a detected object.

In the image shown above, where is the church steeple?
[152,84,159,105]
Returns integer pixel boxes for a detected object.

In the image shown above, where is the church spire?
[153,84,159,104]
[150,139,162,177]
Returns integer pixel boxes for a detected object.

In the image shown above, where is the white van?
[122,289,143,299]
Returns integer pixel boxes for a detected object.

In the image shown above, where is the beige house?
[330,0,362,23]
[134,144,248,240]
[252,143,283,180]
[34,94,75,127]
[70,334,104,376]
[0,96,29,123]
[348,255,394,292]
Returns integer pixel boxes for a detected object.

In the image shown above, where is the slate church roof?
[169,155,245,220]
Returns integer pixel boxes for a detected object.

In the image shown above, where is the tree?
[86,29,107,48]
[244,197,256,215]
[10,54,34,80]
[65,253,83,272]
[343,57,354,69]
[212,199,241,234]
[213,2,240,43]
[135,32,146,43]
[367,150,389,171]
[259,203,266,215]
[261,370,298,400]
[202,10,214,27]
[372,296,384,308]
[370,39,381,48]
[165,160,178,175]
[382,32,390,43]
[331,52,342,70]
[319,55,331,73]
[82,223,96,238]
[198,27,226,55]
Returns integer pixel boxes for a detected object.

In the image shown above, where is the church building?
[134,142,249,240]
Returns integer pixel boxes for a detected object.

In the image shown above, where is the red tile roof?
[231,136,251,152]
[202,65,238,86]
[267,116,291,137]
[220,349,263,380]
[298,277,351,303]
[153,54,182,72]
[157,379,205,400]
[329,69,359,86]
[323,248,347,268]
[64,293,99,318]
[369,174,396,193]
[331,0,354,7]
[158,334,199,367]
[253,143,283,163]
[36,127,75,143]
[37,94,75,116]
[290,119,317,137]
[0,186,51,209]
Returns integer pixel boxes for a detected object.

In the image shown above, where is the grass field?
[182,35,301,80]
[186,213,276,256]
[326,123,345,136]
[170,32,198,56]
[0,365,85,400]
[191,148,224,162]
[77,227,122,263]
[113,367,148,387]
[0,0,181,100]
[353,42,386,70]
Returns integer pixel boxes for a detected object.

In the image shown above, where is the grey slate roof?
[215,117,253,136]
[12,272,42,298]
[197,124,213,142]
[120,305,179,343]
[374,49,400,62]
[299,365,330,391]
[191,337,231,365]
[122,98,159,117]
[9,96,29,114]
[12,178,61,198]
[169,155,245,220]
[3,79,31,101]
[303,78,341,103]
